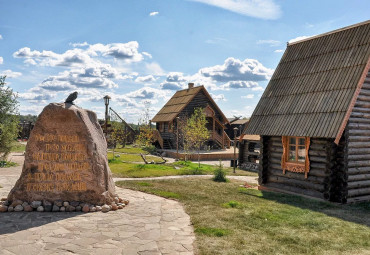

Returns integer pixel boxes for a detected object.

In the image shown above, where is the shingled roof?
[151,85,228,123]
[245,20,370,143]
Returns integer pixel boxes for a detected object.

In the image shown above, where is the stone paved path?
[0,154,195,254]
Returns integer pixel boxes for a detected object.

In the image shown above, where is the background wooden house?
[151,83,230,150]
[244,20,370,203]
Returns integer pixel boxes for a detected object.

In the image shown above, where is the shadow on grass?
[239,188,370,227]
[0,212,81,235]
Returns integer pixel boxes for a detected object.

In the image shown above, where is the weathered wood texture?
[346,71,370,202]
[245,21,370,138]
[260,136,350,201]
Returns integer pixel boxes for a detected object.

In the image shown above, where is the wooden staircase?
[163,139,173,150]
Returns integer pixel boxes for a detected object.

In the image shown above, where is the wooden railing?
[209,131,224,148]
[152,130,164,149]
[223,131,231,148]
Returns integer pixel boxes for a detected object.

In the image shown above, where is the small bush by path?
[117,178,370,255]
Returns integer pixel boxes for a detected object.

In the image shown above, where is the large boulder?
[7,103,116,205]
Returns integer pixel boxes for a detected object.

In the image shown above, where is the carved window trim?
[281,136,310,178]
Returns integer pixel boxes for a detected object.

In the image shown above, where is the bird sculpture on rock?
[64,91,78,105]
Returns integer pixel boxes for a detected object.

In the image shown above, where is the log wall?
[261,136,332,200]
[346,71,370,202]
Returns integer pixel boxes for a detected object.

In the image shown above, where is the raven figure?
[65,91,78,104]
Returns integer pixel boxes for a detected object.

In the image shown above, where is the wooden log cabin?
[244,20,370,203]
[151,83,231,150]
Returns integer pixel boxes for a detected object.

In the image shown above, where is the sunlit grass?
[117,178,370,255]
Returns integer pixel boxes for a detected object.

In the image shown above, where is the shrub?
[213,161,228,182]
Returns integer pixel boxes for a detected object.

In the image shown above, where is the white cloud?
[0,69,22,78]
[13,41,145,67]
[289,35,316,44]
[142,52,152,59]
[145,62,165,75]
[70,42,89,47]
[135,75,156,83]
[199,57,273,83]
[210,93,226,102]
[274,49,284,53]
[0,57,3,64]
[88,41,143,62]
[19,104,44,116]
[18,92,55,101]
[242,94,254,99]
[149,11,159,16]
[0,34,2,40]
[257,39,280,46]
[24,58,37,65]
[223,81,259,89]
[190,0,281,20]
[252,86,264,91]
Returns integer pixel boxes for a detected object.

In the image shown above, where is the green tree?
[0,76,19,160]
[137,101,154,149]
[110,121,129,158]
[185,107,209,167]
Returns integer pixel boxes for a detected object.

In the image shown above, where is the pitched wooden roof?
[245,20,370,142]
[152,85,229,123]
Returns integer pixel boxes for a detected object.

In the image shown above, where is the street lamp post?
[103,95,111,137]
[233,127,238,173]
[176,116,180,161]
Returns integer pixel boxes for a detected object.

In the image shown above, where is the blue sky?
[0,0,369,123]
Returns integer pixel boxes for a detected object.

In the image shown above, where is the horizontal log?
[348,174,370,182]
[348,167,370,175]
[269,166,327,178]
[270,142,283,148]
[310,139,328,145]
[348,117,370,124]
[348,141,370,148]
[270,152,282,158]
[310,156,327,163]
[348,160,370,168]
[347,180,370,189]
[270,136,282,142]
[309,144,327,151]
[359,89,370,97]
[347,187,370,197]
[266,175,325,192]
[269,147,283,153]
[348,154,370,161]
[268,169,325,183]
[361,81,370,89]
[310,162,327,170]
[308,150,327,157]
[354,101,370,108]
[351,107,370,115]
[264,182,325,199]
[356,95,370,102]
[348,123,370,130]
[348,148,370,155]
[348,136,370,142]
[346,194,370,203]
[348,130,370,137]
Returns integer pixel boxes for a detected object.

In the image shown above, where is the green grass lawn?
[117,178,370,255]
[108,152,164,163]
[109,160,256,178]
[109,145,151,155]
[11,141,26,152]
